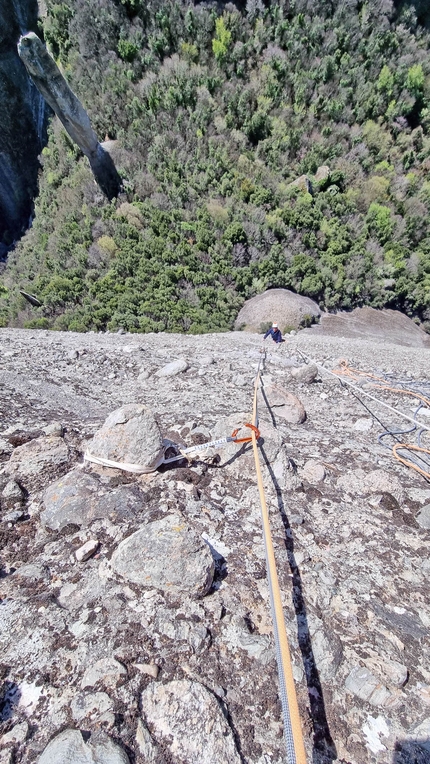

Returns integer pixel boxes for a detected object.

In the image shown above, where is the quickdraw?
[163,423,260,464]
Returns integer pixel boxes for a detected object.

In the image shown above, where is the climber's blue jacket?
[264,327,283,343]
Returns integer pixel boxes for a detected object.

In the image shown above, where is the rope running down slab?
[251,350,307,764]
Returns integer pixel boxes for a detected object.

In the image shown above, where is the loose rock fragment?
[156,358,188,377]
[199,355,214,367]
[1,480,24,509]
[81,657,127,689]
[3,435,69,490]
[364,470,404,502]
[37,729,129,764]
[75,538,99,562]
[43,422,63,437]
[259,384,306,423]
[353,417,373,432]
[301,460,326,484]
[291,363,318,383]
[111,514,214,596]
[141,679,242,763]
[41,470,99,531]
[3,509,25,523]
[134,662,159,678]
[70,692,115,726]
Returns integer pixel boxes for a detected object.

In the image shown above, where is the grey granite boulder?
[41,470,143,530]
[259,383,306,424]
[81,657,127,690]
[3,435,69,491]
[88,404,164,472]
[41,470,99,531]
[111,514,214,596]
[38,729,129,764]
[234,288,321,331]
[156,358,188,377]
[291,363,318,383]
[1,479,24,509]
[141,680,241,764]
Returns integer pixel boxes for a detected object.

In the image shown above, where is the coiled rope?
[298,351,430,481]
[251,350,307,764]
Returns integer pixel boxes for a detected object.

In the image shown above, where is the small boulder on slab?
[81,657,127,690]
[89,404,164,472]
[3,436,69,491]
[301,460,325,484]
[291,363,318,384]
[41,470,99,531]
[258,384,306,424]
[1,480,24,509]
[156,358,188,377]
[111,514,214,597]
[37,729,129,764]
[75,538,99,562]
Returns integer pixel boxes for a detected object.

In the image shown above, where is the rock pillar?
[18,32,122,200]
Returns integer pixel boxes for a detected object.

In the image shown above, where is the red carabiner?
[231,422,260,443]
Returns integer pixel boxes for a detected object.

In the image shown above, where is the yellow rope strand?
[251,357,307,764]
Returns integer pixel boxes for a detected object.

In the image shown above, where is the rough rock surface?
[305,306,430,348]
[234,288,321,331]
[2,434,70,491]
[415,503,430,529]
[258,383,306,423]
[0,327,429,764]
[156,358,188,377]
[142,679,242,763]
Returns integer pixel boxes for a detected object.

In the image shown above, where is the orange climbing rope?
[392,444,430,479]
[333,360,430,480]
[333,360,430,410]
[250,352,307,764]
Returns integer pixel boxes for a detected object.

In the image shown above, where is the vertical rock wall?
[0,0,48,258]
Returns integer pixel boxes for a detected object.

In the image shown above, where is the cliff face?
[0,0,47,258]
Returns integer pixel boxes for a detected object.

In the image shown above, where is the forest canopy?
[1,0,430,334]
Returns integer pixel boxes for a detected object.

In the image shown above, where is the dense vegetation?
[1,0,430,333]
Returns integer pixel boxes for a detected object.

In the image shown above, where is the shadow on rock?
[260,445,337,764]
[393,738,430,763]
[0,680,21,722]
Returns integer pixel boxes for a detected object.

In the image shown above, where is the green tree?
[212,16,232,62]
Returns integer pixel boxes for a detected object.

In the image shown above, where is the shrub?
[299,313,315,328]
[260,321,272,333]
[24,318,51,329]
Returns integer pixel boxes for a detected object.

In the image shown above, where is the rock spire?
[18,32,122,200]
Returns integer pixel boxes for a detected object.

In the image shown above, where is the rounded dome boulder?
[235,288,321,332]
